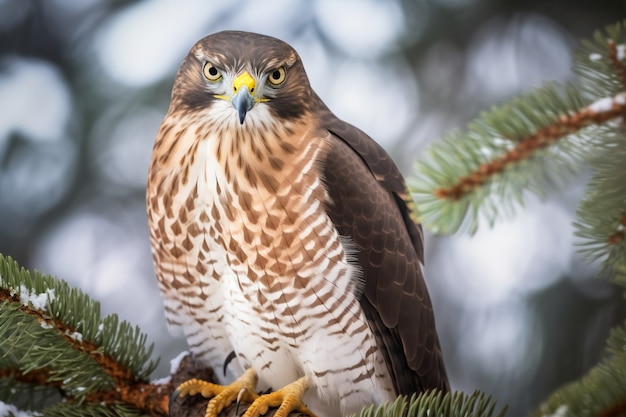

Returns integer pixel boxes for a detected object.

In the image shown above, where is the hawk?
[147,31,449,417]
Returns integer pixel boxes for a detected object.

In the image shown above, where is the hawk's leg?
[243,377,317,417]
[174,367,259,417]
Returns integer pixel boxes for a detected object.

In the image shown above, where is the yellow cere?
[233,71,255,93]
[214,71,269,103]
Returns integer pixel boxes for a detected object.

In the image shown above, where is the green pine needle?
[354,390,508,417]
[411,82,586,235]
[574,19,626,100]
[41,402,144,417]
[412,20,626,288]
[0,254,158,411]
[574,127,626,284]
[0,302,114,401]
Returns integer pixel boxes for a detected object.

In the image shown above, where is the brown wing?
[320,114,449,395]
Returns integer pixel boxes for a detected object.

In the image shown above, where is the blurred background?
[1,0,625,415]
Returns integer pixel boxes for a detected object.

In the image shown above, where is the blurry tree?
[412,19,626,416]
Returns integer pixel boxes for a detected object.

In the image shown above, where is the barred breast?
[148,107,395,416]
[206,112,395,415]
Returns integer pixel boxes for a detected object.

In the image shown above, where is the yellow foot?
[175,367,259,417]
[243,377,317,417]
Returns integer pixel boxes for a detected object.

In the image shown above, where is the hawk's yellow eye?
[203,63,222,81]
[267,67,286,85]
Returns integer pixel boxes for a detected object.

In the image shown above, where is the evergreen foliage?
[412,19,626,417]
[0,254,161,416]
[355,390,507,417]
[411,83,587,234]
[412,20,626,284]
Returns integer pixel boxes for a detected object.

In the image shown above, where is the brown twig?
[598,397,626,417]
[84,381,173,417]
[0,287,20,304]
[435,93,626,201]
[607,213,626,245]
[0,367,60,388]
[607,39,626,88]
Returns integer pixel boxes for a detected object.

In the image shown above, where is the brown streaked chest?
[207,119,341,285]
[148,110,349,293]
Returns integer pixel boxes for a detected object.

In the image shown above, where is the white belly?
[217,236,394,417]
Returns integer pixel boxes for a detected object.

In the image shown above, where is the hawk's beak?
[231,72,255,125]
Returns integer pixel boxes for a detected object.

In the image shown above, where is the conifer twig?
[435,92,626,201]
[607,39,626,87]
[0,286,172,415]
[607,213,626,246]
[0,254,174,416]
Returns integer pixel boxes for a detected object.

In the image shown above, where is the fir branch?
[575,20,626,100]
[411,83,591,234]
[412,20,626,241]
[607,39,626,88]
[568,20,626,284]
[36,402,147,417]
[0,254,171,416]
[430,92,623,202]
[0,302,114,397]
[606,212,626,245]
[0,254,159,381]
[354,390,507,417]
[574,126,626,285]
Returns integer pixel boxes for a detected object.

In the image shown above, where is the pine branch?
[412,21,626,236]
[574,126,626,285]
[0,254,171,416]
[411,20,626,285]
[354,390,507,417]
[412,85,625,235]
[575,23,626,100]
[411,83,590,234]
[428,91,623,202]
[570,21,626,285]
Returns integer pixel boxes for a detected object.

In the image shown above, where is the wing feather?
[320,115,449,394]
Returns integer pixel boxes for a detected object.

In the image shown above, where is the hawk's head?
[172,31,318,127]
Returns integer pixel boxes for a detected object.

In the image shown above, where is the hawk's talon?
[168,386,180,417]
[236,387,249,415]
[176,378,222,398]
[174,368,259,417]
[242,377,317,417]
